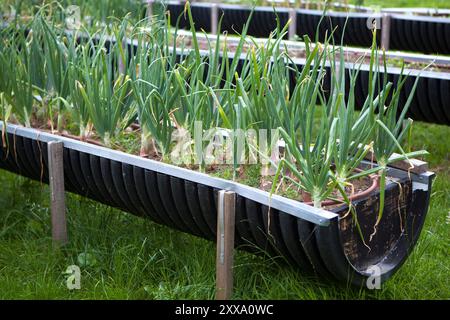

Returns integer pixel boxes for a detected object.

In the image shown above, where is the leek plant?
[0,92,13,149]
[130,15,182,159]
[272,27,427,213]
[367,54,427,240]
[233,22,293,176]
[180,3,294,175]
[37,14,71,132]
[21,10,72,132]
[66,29,95,139]
[326,28,376,195]
[175,2,252,171]
[75,23,136,146]
[271,32,338,208]
[0,24,35,127]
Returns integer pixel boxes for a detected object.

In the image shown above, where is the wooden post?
[381,14,391,51]
[118,39,126,75]
[215,190,236,300]
[48,141,67,246]
[288,8,297,40]
[211,3,219,35]
[332,58,341,96]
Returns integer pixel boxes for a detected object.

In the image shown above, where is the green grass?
[0,119,448,299]
[354,0,450,9]
[227,0,450,9]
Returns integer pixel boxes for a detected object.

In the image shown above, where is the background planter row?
[152,4,450,126]
[173,47,450,126]
[6,18,450,127]
[171,29,450,126]
[337,65,450,126]
[161,2,450,55]
[0,123,434,286]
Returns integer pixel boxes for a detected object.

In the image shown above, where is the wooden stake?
[381,14,391,51]
[331,58,341,96]
[48,141,67,246]
[288,8,297,40]
[118,39,126,75]
[215,190,236,300]
[211,3,219,35]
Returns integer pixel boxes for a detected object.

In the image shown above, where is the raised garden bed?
[161,1,450,54]
[0,123,435,285]
[175,30,450,125]
[0,3,437,288]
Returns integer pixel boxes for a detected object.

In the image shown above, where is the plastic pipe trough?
[172,28,450,126]
[152,3,450,125]
[0,123,435,286]
[3,20,450,126]
[122,33,450,126]
[159,1,450,55]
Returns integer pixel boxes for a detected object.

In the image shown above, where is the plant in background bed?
[0,23,35,128]
[75,22,136,147]
[130,16,181,160]
[368,52,427,240]
[66,30,91,140]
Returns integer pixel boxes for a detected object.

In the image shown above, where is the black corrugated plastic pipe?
[0,123,435,286]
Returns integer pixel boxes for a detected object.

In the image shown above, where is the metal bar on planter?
[0,123,336,226]
[381,13,391,51]
[48,141,68,246]
[381,7,450,17]
[215,190,236,300]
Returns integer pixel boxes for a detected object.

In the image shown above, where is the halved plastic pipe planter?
[126,40,450,126]
[158,4,450,126]
[341,64,450,126]
[4,24,450,126]
[162,1,450,55]
[0,123,435,286]
[169,29,450,125]
[259,55,450,126]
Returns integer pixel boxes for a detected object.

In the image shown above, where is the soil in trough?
[5,115,387,210]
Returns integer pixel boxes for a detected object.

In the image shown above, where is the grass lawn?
[354,0,450,9]
[0,118,448,300]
